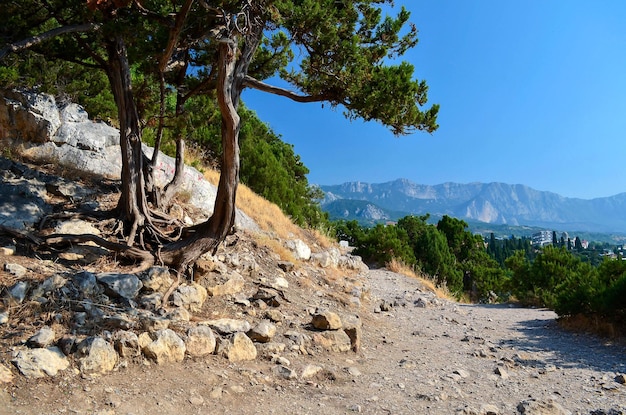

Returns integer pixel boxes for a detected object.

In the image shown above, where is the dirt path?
[2,269,625,415]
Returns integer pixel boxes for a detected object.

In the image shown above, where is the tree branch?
[0,23,102,60]
[243,75,335,103]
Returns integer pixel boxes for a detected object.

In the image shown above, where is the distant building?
[531,230,553,247]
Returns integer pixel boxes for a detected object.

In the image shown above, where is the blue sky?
[243,1,626,200]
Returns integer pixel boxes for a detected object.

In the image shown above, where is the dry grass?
[558,313,625,340]
[201,167,335,250]
[385,258,453,300]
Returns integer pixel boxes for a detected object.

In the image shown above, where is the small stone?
[4,263,27,277]
[454,369,470,379]
[614,373,626,384]
[7,281,29,304]
[494,366,509,380]
[112,331,141,358]
[480,404,500,415]
[28,326,56,348]
[209,387,223,399]
[248,320,276,343]
[220,332,257,362]
[205,272,245,297]
[265,309,284,322]
[300,364,323,379]
[172,283,207,312]
[311,309,343,330]
[189,395,204,406]
[273,365,297,380]
[201,318,251,335]
[0,364,13,383]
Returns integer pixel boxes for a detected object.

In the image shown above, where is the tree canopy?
[0,0,439,279]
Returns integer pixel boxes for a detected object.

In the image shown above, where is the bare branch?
[0,23,102,60]
[243,75,335,103]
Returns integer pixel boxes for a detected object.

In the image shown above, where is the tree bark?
[105,35,152,245]
[160,39,241,272]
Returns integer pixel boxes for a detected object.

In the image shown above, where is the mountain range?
[319,179,626,235]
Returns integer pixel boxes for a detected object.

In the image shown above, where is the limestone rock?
[112,331,141,358]
[517,399,571,415]
[172,283,207,312]
[311,309,343,330]
[247,320,277,343]
[300,364,323,379]
[142,329,186,364]
[219,332,257,362]
[96,273,143,300]
[27,326,56,348]
[54,219,100,237]
[4,263,27,278]
[13,347,69,378]
[76,337,118,374]
[0,245,17,256]
[312,330,352,353]
[202,318,251,335]
[139,267,172,294]
[185,326,217,357]
[273,365,297,380]
[30,275,68,300]
[342,315,362,353]
[71,271,100,297]
[285,239,311,261]
[205,272,245,297]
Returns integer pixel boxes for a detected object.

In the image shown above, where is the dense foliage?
[335,216,626,331]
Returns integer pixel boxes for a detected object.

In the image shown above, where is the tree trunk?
[105,36,152,245]
[160,39,241,272]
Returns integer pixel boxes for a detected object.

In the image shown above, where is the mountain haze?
[319,179,626,233]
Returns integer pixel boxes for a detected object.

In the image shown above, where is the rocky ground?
[1,266,625,415]
[2,89,625,415]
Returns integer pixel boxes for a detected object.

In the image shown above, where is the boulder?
[285,239,311,261]
[13,347,69,378]
[312,330,352,353]
[172,283,207,312]
[247,320,277,343]
[76,337,118,374]
[142,329,186,364]
[204,272,245,297]
[185,326,217,357]
[311,309,343,330]
[139,267,172,294]
[112,331,141,358]
[218,332,257,362]
[96,273,143,300]
[201,318,251,335]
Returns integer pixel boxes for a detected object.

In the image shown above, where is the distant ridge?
[319,179,626,234]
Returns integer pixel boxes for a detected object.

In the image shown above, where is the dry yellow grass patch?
[202,167,335,251]
[386,258,452,300]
